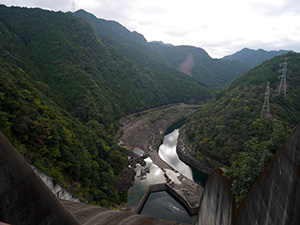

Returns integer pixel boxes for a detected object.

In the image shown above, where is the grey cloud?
[251,0,300,16]
[165,24,209,39]
[165,29,189,38]
[137,6,166,15]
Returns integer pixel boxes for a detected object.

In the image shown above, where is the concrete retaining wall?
[31,166,81,203]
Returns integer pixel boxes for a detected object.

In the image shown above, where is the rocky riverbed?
[115,103,200,194]
[115,103,200,153]
[115,103,204,212]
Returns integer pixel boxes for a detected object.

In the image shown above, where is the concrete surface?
[0,131,80,225]
[62,200,189,225]
[194,123,300,225]
[236,124,300,225]
[195,168,235,225]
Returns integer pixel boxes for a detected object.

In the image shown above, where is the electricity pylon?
[277,58,288,97]
[261,81,270,119]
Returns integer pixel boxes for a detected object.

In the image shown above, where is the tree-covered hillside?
[0,5,212,207]
[185,52,300,203]
[0,6,212,125]
[0,10,127,206]
[75,10,250,90]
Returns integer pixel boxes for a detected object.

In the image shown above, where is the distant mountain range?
[222,48,292,68]
[75,10,250,89]
[75,10,293,90]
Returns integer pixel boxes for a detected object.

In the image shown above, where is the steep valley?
[0,5,211,207]
[1,3,300,225]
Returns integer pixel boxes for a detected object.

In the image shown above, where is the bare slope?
[177,53,195,77]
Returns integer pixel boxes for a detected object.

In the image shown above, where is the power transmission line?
[261,81,271,119]
[270,98,298,124]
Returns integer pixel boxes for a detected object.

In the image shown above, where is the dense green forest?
[185,52,300,203]
[0,5,213,207]
[75,10,250,90]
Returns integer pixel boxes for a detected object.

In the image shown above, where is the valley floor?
[115,103,200,152]
[115,103,203,212]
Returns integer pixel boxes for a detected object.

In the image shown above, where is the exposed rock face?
[195,168,235,225]
[116,166,136,193]
[177,53,195,77]
[236,124,300,225]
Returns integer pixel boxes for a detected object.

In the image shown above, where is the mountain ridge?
[75,9,250,90]
[222,47,292,68]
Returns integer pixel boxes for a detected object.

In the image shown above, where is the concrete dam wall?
[196,124,300,225]
[236,123,300,225]
[195,168,235,225]
[0,131,80,225]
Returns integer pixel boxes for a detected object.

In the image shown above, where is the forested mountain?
[149,44,251,89]
[75,10,250,90]
[185,52,300,203]
[222,47,292,68]
[0,5,212,206]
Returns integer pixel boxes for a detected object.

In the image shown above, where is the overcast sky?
[1,0,300,58]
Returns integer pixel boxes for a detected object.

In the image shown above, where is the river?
[126,121,207,224]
